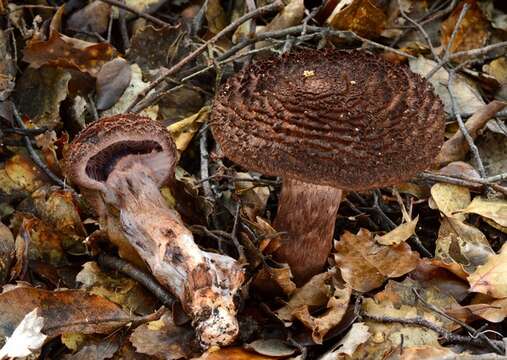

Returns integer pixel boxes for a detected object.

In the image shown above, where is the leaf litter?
[0,0,506,358]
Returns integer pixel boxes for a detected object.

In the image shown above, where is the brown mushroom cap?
[210,49,445,190]
[64,114,177,193]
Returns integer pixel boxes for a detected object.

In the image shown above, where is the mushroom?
[211,49,445,285]
[64,114,244,347]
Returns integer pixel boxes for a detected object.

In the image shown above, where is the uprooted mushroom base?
[105,162,244,347]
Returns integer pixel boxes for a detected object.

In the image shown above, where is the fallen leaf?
[435,216,495,274]
[130,312,195,359]
[235,173,270,221]
[95,58,132,111]
[264,0,304,33]
[13,67,71,129]
[127,23,190,73]
[0,308,47,360]
[0,29,15,101]
[293,282,352,343]
[23,8,114,79]
[484,57,507,101]
[245,339,296,357]
[355,278,462,357]
[440,0,490,61]
[319,322,370,359]
[375,216,418,245]
[76,262,158,315]
[409,56,485,115]
[436,101,506,166]
[100,64,158,119]
[195,347,276,360]
[206,0,227,34]
[0,222,14,284]
[61,333,122,360]
[0,286,132,338]
[167,106,209,152]
[429,183,471,219]
[67,1,111,34]
[275,271,334,322]
[410,259,470,302]
[326,0,386,38]
[468,242,507,298]
[31,188,86,254]
[399,345,456,360]
[460,196,507,228]
[334,229,420,292]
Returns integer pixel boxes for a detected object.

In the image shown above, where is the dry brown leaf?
[195,347,277,360]
[31,188,86,254]
[167,106,209,152]
[319,322,370,359]
[429,183,471,219]
[440,0,490,61]
[15,214,67,266]
[468,242,507,298]
[293,283,351,344]
[435,216,494,274]
[13,67,71,129]
[95,58,132,111]
[334,229,420,292]
[23,32,114,76]
[263,0,304,33]
[375,216,418,245]
[410,259,470,302]
[409,56,485,115]
[436,101,506,166]
[206,0,227,34]
[398,346,457,360]
[275,271,334,322]
[245,339,296,358]
[0,222,14,284]
[67,1,111,34]
[460,196,507,228]
[0,286,132,338]
[326,0,386,38]
[235,173,270,221]
[76,262,158,315]
[354,278,462,358]
[130,312,195,359]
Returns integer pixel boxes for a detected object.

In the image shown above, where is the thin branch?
[413,289,504,354]
[127,0,285,113]
[448,69,486,177]
[98,0,170,28]
[97,254,175,308]
[12,106,73,191]
[397,0,439,61]
[425,3,469,79]
[363,313,504,353]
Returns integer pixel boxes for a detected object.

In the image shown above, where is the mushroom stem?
[273,178,342,285]
[105,163,244,347]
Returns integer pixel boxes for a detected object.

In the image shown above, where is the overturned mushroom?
[211,49,445,285]
[64,114,244,347]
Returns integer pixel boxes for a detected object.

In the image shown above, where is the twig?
[413,289,504,354]
[362,313,505,353]
[419,171,507,196]
[12,106,71,191]
[97,254,175,308]
[199,126,214,203]
[485,173,507,183]
[98,0,170,28]
[231,203,246,263]
[448,69,486,178]
[244,0,257,65]
[425,3,469,79]
[397,0,439,61]
[118,3,130,50]
[3,126,48,136]
[127,0,285,113]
